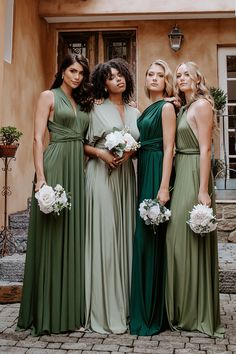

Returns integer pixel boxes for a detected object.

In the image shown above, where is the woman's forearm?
[33,138,46,182]
[159,147,174,190]
[199,148,211,194]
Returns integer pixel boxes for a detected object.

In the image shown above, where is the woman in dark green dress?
[130,59,176,335]
[165,62,224,337]
[16,54,93,336]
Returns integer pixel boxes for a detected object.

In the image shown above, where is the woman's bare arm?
[157,103,176,205]
[33,90,54,191]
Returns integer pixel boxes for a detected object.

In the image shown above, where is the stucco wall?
[45,18,236,111]
[0,0,6,127]
[39,0,235,16]
[0,0,48,225]
[1,14,236,220]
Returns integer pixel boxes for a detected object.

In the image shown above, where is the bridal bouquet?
[139,198,171,234]
[104,127,140,157]
[187,204,217,235]
[35,184,71,216]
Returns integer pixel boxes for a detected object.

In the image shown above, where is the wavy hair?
[145,59,173,98]
[174,61,217,128]
[91,58,134,104]
[51,53,93,112]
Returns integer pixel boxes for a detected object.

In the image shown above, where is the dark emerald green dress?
[130,100,169,335]
[17,88,89,336]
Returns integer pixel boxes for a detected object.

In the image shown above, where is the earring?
[62,73,64,80]
[104,87,107,92]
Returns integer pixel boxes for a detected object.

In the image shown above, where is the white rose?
[105,131,125,150]
[54,184,64,192]
[123,132,136,151]
[56,191,68,207]
[139,202,148,219]
[148,205,160,221]
[35,185,56,214]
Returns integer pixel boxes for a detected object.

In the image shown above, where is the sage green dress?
[17,87,89,336]
[85,99,140,334]
[130,100,169,336]
[165,106,224,337]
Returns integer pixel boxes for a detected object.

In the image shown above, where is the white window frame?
[218,47,236,172]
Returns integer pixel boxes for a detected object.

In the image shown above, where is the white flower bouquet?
[187,204,217,236]
[35,184,71,216]
[139,198,171,234]
[104,127,140,157]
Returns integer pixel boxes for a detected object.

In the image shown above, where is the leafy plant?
[0,126,23,145]
[209,87,227,112]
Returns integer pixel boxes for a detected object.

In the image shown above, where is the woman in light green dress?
[84,59,139,334]
[165,62,224,337]
[17,54,92,336]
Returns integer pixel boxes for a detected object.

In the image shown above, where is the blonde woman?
[130,59,176,335]
[165,62,224,337]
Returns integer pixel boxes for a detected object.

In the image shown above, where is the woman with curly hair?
[17,54,93,336]
[165,62,224,337]
[84,58,140,334]
[130,59,176,335]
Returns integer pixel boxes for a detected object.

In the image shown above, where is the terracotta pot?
[0,144,18,158]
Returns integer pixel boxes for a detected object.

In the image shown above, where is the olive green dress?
[85,99,140,334]
[130,100,169,336]
[165,106,224,337]
[17,87,89,336]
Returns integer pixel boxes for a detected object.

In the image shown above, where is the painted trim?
[44,12,236,24]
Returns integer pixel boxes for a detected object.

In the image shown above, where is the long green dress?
[165,106,224,337]
[130,100,169,336]
[85,99,139,334]
[17,87,89,336]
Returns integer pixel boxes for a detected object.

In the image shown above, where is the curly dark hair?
[51,53,93,112]
[91,58,134,104]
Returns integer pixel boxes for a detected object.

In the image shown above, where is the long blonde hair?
[174,61,217,128]
[145,59,173,98]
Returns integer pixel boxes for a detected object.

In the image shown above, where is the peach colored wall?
[2,14,236,219]
[45,18,236,111]
[0,0,48,225]
[0,0,6,127]
[39,0,235,16]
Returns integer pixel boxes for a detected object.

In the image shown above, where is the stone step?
[9,210,29,230]
[0,243,235,303]
[0,254,25,283]
[218,243,236,293]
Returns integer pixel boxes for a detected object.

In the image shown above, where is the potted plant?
[209,86,227,113]
[0,126,23,158]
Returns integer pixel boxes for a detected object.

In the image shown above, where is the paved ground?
[0,294,235,354]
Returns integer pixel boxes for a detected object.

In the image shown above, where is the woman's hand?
[35,179,46,192]
[114,150,134,165]
[164,97,181,108]
[198,191,211,206]
[98,149,118,169]
[157,188,170,205]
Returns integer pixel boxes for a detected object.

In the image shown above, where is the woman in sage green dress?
[165,62,224,337]
[84,59,140,334]
[17,54,92,336]
[130,60,176,335]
